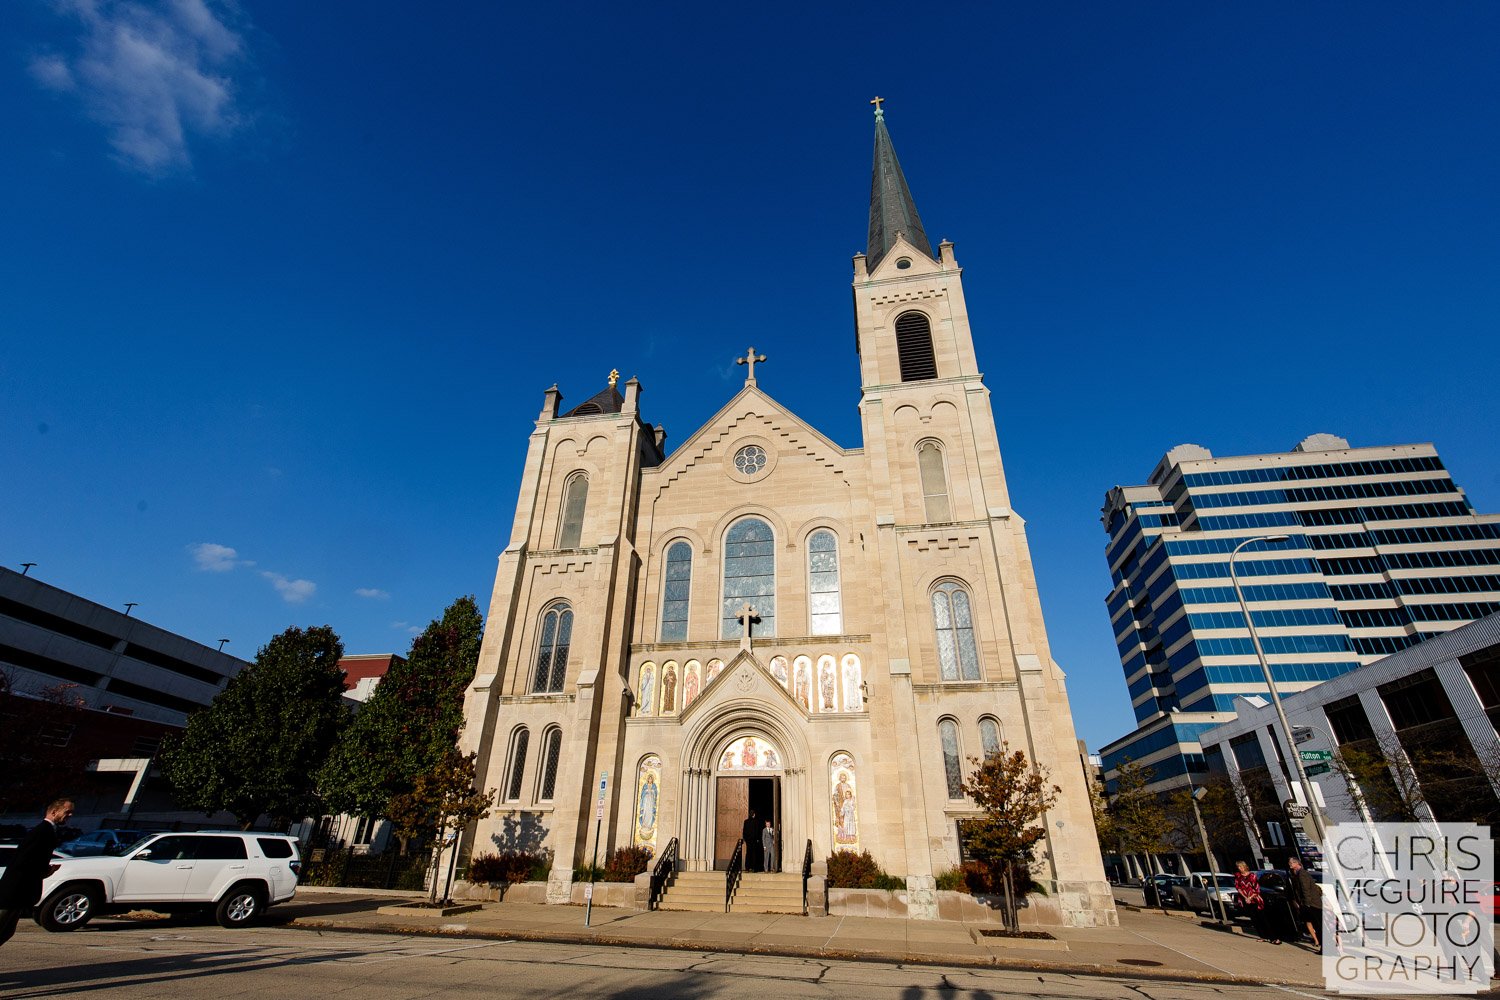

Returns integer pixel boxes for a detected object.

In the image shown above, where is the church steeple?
[866,99,935,272]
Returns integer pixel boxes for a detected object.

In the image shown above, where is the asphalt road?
[0,920,1330,1000]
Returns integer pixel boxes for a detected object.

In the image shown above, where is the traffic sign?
[1305,763,1331,776]
[1287,804,1309,819]
[1298,749,1333,762]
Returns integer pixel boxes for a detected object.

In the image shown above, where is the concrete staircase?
[657,871,804,914]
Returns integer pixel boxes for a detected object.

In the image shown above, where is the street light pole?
[1187,780,1229,925]
[1228,535,1329,853]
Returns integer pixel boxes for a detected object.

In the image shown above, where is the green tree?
[958,744,1060,931]
[1106,758,1173,877]
[159,625,348,828]
[386,749,494,903]
[318,596,483,829]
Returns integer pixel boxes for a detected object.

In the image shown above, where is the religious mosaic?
[841,654,863,711]
[830,752,860,851]
[683,659,701,708]
[716,734,781,772]
[638,662,655,717]
[792,656,812,711]
[633,754,662,851]
[769,655,789,689]
[816,655,837,713]
[660,661,679,715]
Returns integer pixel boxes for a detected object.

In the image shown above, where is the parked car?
[59,829,147,857]
[35,831,300,932]
[1142,873,1186,907]
[1171,872,1237,914]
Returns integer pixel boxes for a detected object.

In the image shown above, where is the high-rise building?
[1098,434,1500,796]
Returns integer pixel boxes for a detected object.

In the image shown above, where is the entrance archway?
[712,733,783,870]
[677,697,809,872]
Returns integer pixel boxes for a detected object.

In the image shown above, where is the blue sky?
[3,2,1497,752]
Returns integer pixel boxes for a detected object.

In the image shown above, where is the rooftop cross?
[869,95,885,120]
[736,602,759,652]
[736,347,767,386]
[608,368,620,388]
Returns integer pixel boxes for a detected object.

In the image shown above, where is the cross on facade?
[736,347,767,386]
[736,602,759,651]
[870,96,885,120]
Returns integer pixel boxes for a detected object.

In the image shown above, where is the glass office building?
[1098,434,1500,793]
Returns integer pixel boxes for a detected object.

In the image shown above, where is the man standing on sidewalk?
[1288,857,1323,949]
[0,798,73,947]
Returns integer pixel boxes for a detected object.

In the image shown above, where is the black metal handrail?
[725,839,743,913]
[801,839,813,913]
[648,837,679,910]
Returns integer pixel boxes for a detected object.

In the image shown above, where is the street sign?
[1298,749,1333,762]
[1305,762,1331,776]
[1293,726,1316,745]
[583,883,594,901]
[1287,804,1309,819]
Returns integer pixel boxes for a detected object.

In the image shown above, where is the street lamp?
[1187,780,1230,925]
[1228,535,1329,853]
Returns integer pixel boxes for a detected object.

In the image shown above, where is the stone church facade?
[460,110,1114,926]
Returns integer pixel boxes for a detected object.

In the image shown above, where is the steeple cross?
[870,96,885,120]
[736,347,767,385]
[736,602,760,651]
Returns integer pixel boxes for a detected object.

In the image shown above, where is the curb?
[280,916,1327,989]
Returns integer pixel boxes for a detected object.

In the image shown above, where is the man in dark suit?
[741,810,761,872]
[0,798,74,946]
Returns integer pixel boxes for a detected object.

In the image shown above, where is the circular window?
[733,445,767,477]
[896,257,912,269]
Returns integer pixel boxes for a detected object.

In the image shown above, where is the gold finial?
[735,346,767,385]
[870,96,885,120]
[608,369,620,388]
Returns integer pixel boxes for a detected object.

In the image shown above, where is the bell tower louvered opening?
[895,311,937,382]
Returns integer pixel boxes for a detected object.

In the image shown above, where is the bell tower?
[853,101,1116,925]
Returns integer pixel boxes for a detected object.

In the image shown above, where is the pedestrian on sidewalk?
[1288,858,1323,949]
[1233,860,1276,943]
[0,797,73,947]
[761,820,777,873]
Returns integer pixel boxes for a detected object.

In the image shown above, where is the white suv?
[36,831,300,931]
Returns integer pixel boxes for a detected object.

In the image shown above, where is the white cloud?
[188,541,250,572]
[388,621,409,630]
[31,0,250,176]
[262,571,315,603]
[354,587,390,600]
[407,626,422,635]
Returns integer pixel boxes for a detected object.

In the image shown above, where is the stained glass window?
[660,541,692,641]
[538,727,563,800]
[557,472,589,548]
[979,717,1002,757]
[918,442,951,523]
[939,719,963,799]
[722,517,775,638]
[505,727,530,802]
[932,582,980,681]
[532,603,574,693]
[808,529,842,635]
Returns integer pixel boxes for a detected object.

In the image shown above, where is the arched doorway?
[676,691,809,872]
[712,733,783,870]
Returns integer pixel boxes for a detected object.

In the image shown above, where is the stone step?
[730,901,804,914]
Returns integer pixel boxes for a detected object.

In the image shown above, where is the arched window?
[917,442,951,523]
[938,719,963,799]
[531,602,574,693]
[932,582,981,681]
[895,311,937,382]
[537,727,563,801]
[807,529,842,635]
[722,517,775,639]
[660,541,692,641]
[505,727,530,802]
[979,717,1002,757]
[557,472,589,549]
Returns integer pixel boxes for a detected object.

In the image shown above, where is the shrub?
[469,849,551,885]
[957,860,1038,897]
[573,863,606,882]
[934,867,967,892]
[874,873,907,891]
[603,846,652,883]
[826,849,885,889]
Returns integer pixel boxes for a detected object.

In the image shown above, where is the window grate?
[895,312,937,381]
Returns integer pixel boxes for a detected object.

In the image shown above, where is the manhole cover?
[1118,959,1164,967]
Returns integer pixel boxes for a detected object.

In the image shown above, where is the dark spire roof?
[866,111,934,272]
[562,384,624,417]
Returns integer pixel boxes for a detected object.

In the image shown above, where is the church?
[460,105,1114,926]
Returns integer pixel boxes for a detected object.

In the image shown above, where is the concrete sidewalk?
[277,888,1327,988]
